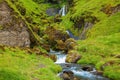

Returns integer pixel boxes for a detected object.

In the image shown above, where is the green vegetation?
[60,0,120,36]
[59,0,120,79]
[0,0,120,80]
[76,33,120,79]
[61,0,120,80]
[87,12,120,38]
[0,47,61,80]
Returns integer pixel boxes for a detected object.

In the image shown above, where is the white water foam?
[55,54,66,64]
[59,5,66,16]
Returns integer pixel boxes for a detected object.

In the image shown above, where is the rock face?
[0,1,30,47]
[46,8,59,16]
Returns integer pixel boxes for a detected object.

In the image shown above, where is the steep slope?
[60,0,120,79]
[61,0,120,39]
[0,0,62,80]
[0,46,61,80]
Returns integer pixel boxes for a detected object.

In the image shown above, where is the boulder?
[60,70,74,80]
[56,40,66,51]
[65,38,76,51]
[66,50,82,63]
[44,26,69,48]
[60,70,80,80]
[81,66,93,71]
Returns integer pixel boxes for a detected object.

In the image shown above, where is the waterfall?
[59,5,66,16]
[62,5,66,16]
[66,30,79,40]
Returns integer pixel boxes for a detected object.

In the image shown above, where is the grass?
[76,32,120,79]
[0,47,61,80]
[1,0,120,80]
[60,0,120,36]
[87,12,120,38]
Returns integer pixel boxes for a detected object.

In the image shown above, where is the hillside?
[0,0,120,80]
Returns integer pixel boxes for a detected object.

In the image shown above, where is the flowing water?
[66,30,79,40]
[49,49,110,80]
[59,5,66,16]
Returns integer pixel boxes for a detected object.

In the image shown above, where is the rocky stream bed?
[49,49,110,80]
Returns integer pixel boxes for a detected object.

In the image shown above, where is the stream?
[49,49,110,80]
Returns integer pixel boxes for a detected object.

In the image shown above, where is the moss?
[0,25,3,30]
[76,33,120,79]
[0,68,26,80]
[60,0,120,37]
[0,47,61,80]
[87,12,120,38]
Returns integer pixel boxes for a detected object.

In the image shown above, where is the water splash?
[55,54,66,63]
[49,49,66,63]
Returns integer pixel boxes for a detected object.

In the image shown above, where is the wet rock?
[66,50,81,63]
[81,66,93,71]
[60,70,74,80]
[60,70,80,80]
[92,71,103,76]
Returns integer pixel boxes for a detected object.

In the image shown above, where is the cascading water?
[59,5,66,16]
[49,49,66,63]
[49,49,110,80]
[66,30,79,40]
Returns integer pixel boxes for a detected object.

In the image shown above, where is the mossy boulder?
[65,38,76,51]
[66,50,82,63]
[56,40,66,51]
[60,70,80,80]
[44,26,69,48]
[55,38,76,51]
